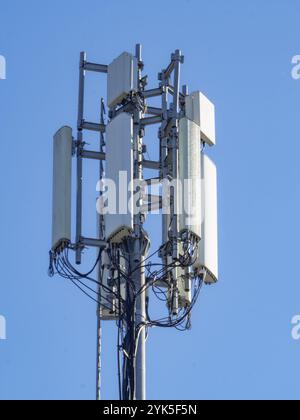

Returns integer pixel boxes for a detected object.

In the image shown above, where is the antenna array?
[49,44,218,401]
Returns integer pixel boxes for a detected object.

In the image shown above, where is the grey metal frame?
[71,45,186,401]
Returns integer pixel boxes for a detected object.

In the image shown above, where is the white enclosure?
[185,91,216,146]
[105,113,134,243]
[195,154,218,284]
[178,118,202,239]
[107,52,138,108]
[196,153,218,284]
[52,126,72,251]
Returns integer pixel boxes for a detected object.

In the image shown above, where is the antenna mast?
[49,44,218,400]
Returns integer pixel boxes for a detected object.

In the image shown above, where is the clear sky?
[0,0,300,400]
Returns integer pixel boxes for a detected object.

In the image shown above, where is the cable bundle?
[49,236,203,400]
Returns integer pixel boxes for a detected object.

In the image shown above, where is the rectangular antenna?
[104,112,134,243]
[178,117,202,239]
[52,126,72,251]
[195,154,218,284]
[107,52,138,108]
[185,91,216,146]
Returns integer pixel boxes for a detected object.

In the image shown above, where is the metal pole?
[170,50,182,314]
[161,71,170,276]
[172,50,181,259]
[133,43,146,401]
[96,99,106,401]
[134,253,146,401]
[96,254,102,401]
[76,52,86,264]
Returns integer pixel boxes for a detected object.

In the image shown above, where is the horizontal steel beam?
[81,121,106,133]
[81,150,106,161]
[141,116,162,126]
[146,106,162,116]
[81,151,159,171]
[80,237,107,248]
[84,62,108,73]
[143,159,160,170]
[142,88,163,99]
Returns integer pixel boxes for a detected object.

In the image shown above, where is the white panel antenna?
[195,154,218,284]
[185,91,216,146]
[107,52,138,108]
[105,113,134,243]
[52,126,72,251]
[178,118,202,239]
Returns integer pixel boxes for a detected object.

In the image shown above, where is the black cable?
[50,235,203,401]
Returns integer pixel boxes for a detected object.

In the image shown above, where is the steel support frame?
[75,53,108,265]
[72,46,186,401]
[81,149,160,171]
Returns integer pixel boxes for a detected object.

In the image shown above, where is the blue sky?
[1,0,300,400]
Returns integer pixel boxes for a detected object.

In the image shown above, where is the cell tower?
[49,44,218,401]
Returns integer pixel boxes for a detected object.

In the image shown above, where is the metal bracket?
[81,150,105,161]
[143,159,160,170]
[141,116,163,126]
[80,121,106,133]
[84,62,108,74]
[141,88,163,99]
[79,237,107,249]
[145,106,163,116]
